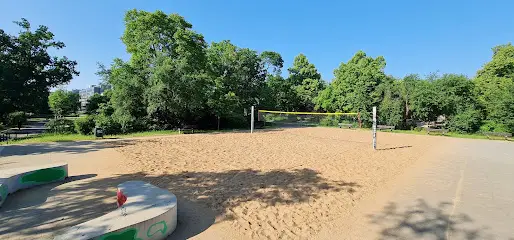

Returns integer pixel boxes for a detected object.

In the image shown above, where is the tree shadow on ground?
[0,140,135,157]
[0,168,359,239]
[369,199,496,240]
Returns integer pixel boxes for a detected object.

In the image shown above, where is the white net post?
[251,106,255,133]
[372,106,377,150]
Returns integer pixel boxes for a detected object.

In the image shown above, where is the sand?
[110,128,447,239]
[0,127,453,239]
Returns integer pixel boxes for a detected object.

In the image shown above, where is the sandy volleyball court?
[110,127,447,239]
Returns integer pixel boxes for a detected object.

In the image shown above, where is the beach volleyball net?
[256,110,361,128]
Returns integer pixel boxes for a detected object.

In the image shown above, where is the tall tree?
[85,93,109,114]
[0,18,78,119]
[206,40,266,126]
[287,54,324,111]
[48,90,79,117]
[110,10,209,129]
[315,51,386,115]
[433,74,476,117]
[259,51,296,110]
[374,76,405,127]
[475,43,514,132]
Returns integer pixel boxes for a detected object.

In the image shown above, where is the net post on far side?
[372,106,377,150]
[251,106,255,133]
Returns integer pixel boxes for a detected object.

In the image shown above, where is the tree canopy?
[48,89,79,117]
[2,12,514,135]
[0,19,79,119]
[315,51,386,114]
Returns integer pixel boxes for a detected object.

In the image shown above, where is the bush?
[7,111,28,129]
[413,126,423,132]
[479,120,510,133]
[95,114,121,135]
[74,116,96,135]
[45,118,75,134]
[447,108,482,133]
[379,98,404,128]
[320,116,339,127]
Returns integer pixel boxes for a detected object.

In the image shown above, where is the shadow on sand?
[0,168,359,239]
[0,140,136,157]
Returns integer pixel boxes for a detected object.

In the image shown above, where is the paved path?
[316,138,514,240]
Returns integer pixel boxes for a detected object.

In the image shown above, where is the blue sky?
[1,0,513,90]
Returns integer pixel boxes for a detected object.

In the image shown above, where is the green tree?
[263,75,297,111]
[399,74,422,122]
[433,74,477,117]
[409,80,441,122]
[74,115,96,135]
[48,90,79,117]
[475,43,514,133]
[316,51,386,117]
[86,93,109,114]
[0,19,78,118]
[120,9,208,128]
[259,51,297,111]
[6,111,28,130]
[106,59,148,132]
[206,40,266,127]
[375,78,405,127]
[261,51,284,75]
[287,54,324,111]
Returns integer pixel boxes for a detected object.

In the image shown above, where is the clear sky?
[1,0,513,90]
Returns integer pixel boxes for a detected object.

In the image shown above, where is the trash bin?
[94,127,104,138]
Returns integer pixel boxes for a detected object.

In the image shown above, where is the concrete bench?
[55,181,177,240]
[426,128,448,135]
[483,132,512,140]
[377,125,395,131]
[338,123,353,129]
[0,162,68,207]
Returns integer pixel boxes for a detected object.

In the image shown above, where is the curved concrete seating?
[55,181,177,240]
[0,162,68,207]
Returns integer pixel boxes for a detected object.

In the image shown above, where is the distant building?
[79,85,104,110]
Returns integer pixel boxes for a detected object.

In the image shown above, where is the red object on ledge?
[117,189,127,207]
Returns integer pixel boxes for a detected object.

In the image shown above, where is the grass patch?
[0,130,180,145]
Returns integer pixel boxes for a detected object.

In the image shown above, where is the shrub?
[95,114,121,135]
[447,108,482,133]
[479,120,510,133]
[7,111,28,129]
[74,115,96,135]
[45,118,75,134]
[413,126,423,132]
[320,116,339,127]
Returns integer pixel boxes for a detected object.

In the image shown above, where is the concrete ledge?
[0,162,68,207]
[55,181,177,240]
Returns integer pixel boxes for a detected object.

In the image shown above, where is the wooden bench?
[426,128,448,135]
[338,123,353,129]
[483,132,512,140]
[0,163,68,207]
[178,125,197,134]
[55,181,177,240]
[377,125,395,131]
